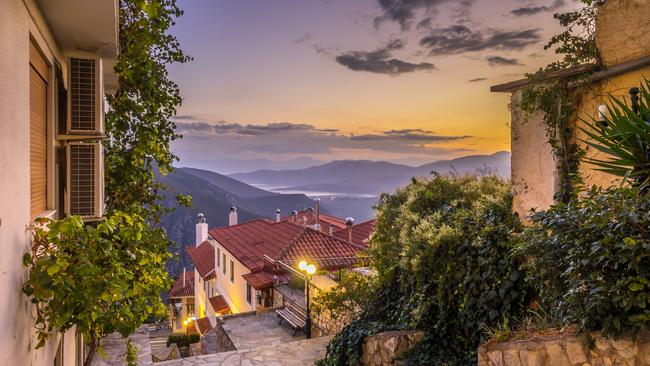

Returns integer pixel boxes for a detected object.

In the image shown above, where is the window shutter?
[66,142,103,218]
[30,41,48,219]
[67,58,103,135]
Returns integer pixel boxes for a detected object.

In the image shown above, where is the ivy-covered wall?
[506,0,650,218]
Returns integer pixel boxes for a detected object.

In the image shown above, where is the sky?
[168,0,575,173]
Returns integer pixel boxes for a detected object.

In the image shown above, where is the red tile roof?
[208,295,231,314]
[280,210,347,233]
[242,270,292,290]
[168,270,194,298]
[333,219,377,248]
[186,240,215,280]
[195,317,213,334]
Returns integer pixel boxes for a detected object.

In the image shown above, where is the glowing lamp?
[298,260,307,271]
[306,264,316,275]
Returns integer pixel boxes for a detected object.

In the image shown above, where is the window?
[187,304,195,318]
[246,283,252,305]
[222,254,226,274]
[230,259,234,283]
[30,40,49,219]
[217,248,220,268]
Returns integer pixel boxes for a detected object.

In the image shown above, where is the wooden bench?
[275,307,307,336]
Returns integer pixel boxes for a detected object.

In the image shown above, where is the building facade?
[491,0,650,218]
[0,0,118,364]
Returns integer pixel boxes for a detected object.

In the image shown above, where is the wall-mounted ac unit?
[66,57,104,136]
[65,142,104,219]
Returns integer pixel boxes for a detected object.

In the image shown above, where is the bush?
[318,175,528,365]
[519,186,650,336]
[166,334,200,348]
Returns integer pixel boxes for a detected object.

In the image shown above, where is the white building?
[0,0,118,364]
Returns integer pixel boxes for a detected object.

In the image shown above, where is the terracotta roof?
[186,240,215,280]
[333,219,376,248]
[280,210,347,233]
[278,227,368,270]
[168,270,194,298]
[242,270,291,290]
[195,317,213,334]
[208,295,231,314]
[210,220,368,279]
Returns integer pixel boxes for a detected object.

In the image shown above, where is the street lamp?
[298,260,316,339]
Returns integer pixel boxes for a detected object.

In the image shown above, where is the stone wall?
[361,330,425,366]
[214,317,237,353]
[478,331,650,366]
[309,275,357,337]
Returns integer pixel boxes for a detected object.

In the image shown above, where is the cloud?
[173,118,471,157]
[419,25,542,55]
[510,0,565,16]
[293,33,312,44]
[373,0,475,30]
[336,40,436,75]
[468,77,488,82]
[486,56,521,66]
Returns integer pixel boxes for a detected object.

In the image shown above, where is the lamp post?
[298,260,316,339]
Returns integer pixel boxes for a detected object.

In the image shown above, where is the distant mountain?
[156,167,317,276]
[176,156,323,174]
[230,152,511,196]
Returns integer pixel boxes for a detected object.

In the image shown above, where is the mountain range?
[230,151,511,196]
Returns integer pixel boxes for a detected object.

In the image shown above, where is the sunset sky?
[168,0,574,172]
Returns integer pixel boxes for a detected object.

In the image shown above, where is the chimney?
[345,217,354,243]
[196,213,208,246]
[276,209,281,223]
[314,198,321,231]
[229,207,238,226]
[329,226,333,236]
[182,267,186,287]
[292,210,298,223]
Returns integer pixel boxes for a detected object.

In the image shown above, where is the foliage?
[318,175,528,365]
[312,270,375,322]
[544,0,600,70]
[126,340,138,366]
[23,214,172,366]
[518,186,650,337]
[105,0,191,219]
[166,334,200,348]
[581,79,650,189]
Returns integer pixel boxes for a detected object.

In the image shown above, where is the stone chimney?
[314,198,321,231]
[196,213,208,246]
[292,210,298,223]
[229,207,238,226]
[345,217,354,243]
[329,226,333,236]
[276,209,281,223]
[182,267,186,287]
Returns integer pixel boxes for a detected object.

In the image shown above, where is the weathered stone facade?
[478,331,650,366]
[361,330,425,366]
[214,316,237,353]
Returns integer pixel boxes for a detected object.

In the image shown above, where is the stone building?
[491,0,650,218]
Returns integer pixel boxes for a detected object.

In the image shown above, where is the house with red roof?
[180,201,374,328]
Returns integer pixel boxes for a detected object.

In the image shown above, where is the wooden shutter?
[30,41,48,218]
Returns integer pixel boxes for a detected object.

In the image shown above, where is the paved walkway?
[222,312,304,350]
[91,325,153,365]
[156,336,331,366]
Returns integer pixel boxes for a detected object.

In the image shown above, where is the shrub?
[519,186,650,336]
[166,334,200,348]
[318,175,528,365]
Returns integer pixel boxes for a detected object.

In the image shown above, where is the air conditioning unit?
[66,57,104,136]
[65,142,104,219]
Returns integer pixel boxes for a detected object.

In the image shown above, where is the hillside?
[231,152,511,196]
[156,167,317,276]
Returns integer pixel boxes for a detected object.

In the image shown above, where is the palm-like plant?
[581,79,650,189]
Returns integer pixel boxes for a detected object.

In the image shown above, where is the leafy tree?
[318,175,528,365]
[544,0,601,70]
[581,79,650,189]
[22,1,190,365]
[23,214,172,366]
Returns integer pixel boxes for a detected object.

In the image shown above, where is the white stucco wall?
[0,1,86,365]
[212,240,256,314]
